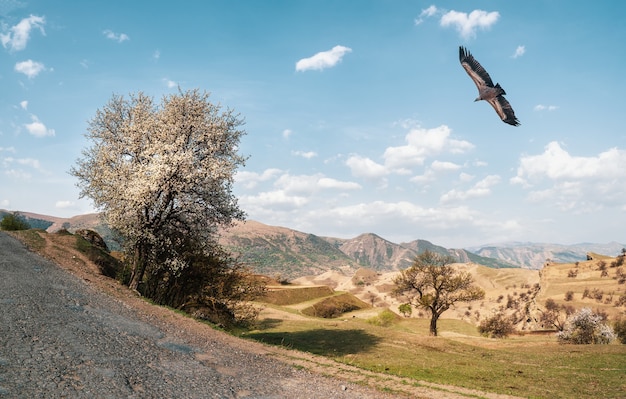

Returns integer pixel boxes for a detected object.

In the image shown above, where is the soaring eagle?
[459,46,520,126]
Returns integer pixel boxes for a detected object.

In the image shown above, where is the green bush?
[75,235,121,278]
[367,309,399,327]
[613,317,626,344]
[0,213,30,231]
[478,312,515,338]
[301,293,369,318]
[398,303,412,317]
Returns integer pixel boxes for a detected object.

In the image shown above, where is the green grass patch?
[261,285,334,305]
[301,292,370,318]
[74,235,121,278]
[366,309,400,327]
[8,229,46,251]
[244,315,626,399]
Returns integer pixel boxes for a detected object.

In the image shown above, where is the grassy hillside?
[247,260,626,399]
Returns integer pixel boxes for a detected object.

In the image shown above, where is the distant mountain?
[219,222,518,279]
[469,242,626,269]
[4,209,623,277]
[218,220,360,279]
[325,234,518,271]
[323,233,417,271]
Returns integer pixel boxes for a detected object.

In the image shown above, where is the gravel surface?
[0,232,406,399]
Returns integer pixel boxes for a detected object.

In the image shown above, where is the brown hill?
[218,220,360,279]
[326,233,417,271]
[294,254,626,329]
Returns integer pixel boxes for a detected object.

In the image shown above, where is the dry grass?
[246,259,626,399]
[246,305,626,399]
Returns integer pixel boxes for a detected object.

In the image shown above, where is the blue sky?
[1,1,625,248]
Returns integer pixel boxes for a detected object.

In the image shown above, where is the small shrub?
[564,291,574,301]
[557,308,616,344]
[567,269,578,278]
[367,309,398,327]
[613,318,626,344]
[615,293,626,307]
[592,288,604,302]
[615,267,626,284]
[398,303,412,317]
[478,312,515,338]
[540,299,573,331]
[582,287,591,299]
[0,213,30,231]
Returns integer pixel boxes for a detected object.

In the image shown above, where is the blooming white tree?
[557,308,616,344]
[71,89,246,290]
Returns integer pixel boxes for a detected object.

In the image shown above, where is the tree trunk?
[430,314,439,336]
[129,245,147,291]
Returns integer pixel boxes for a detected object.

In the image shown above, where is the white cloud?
[317,177,361,191]
[282,129,293,138]
[383,125,474,170]
[511,141,626,211]
[415,5,438,25]
[235,168,282,189]
[440,175,501,203]
[240,190,309,211]
[346,155,388,180]
[153,49,160,60]
[55,200,75,209]
[1,156,46,180]
[0,14,45,51]
[409,169,436,184]
[512,45,526,58]
[19,100,28,110]
[295,45,352,72]
[0,199,9,208]
[345,125,473,182]
[431,160,462,172]
[103,29,129,43]
[409,160,462,184]
[274,173,360,195]
[163,78,177,88]
[459,172,474,182]
[24,115,55,137]
[440,9,500,40]
[311,200,480,235]
[513,142,626,183]
[4,168,31,179]
[0,146,16,153]
[14,59,45,78]
[292,150,317,159]
[534,104,559,111]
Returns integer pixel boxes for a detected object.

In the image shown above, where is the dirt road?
[0,232,407,398]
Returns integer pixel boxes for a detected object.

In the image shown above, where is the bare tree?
[539,298,574,331]
[71,89,246,292]
[394,251,485,336]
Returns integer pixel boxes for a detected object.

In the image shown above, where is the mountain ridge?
[2,209,623,277]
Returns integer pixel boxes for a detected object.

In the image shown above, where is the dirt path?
[1,231,525,399]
